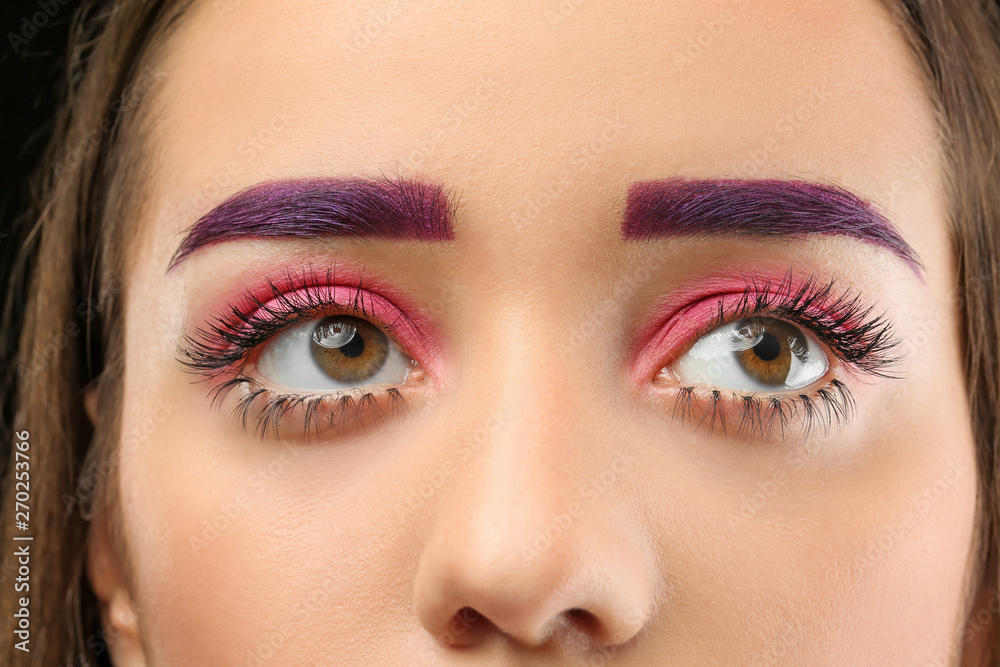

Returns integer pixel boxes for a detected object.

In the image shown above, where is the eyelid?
[632,291,758,384]
[669,379,858,441]
[180,267,446,384]
[630,275,780,383]
[245,285,417,359]
[631,273,902,386]
[178,267,442,441]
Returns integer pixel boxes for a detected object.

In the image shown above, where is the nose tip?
[410,341,660,653]
[416,581,652,651]
[412,498,658,651]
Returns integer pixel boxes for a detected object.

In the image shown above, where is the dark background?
[1,0,84,300]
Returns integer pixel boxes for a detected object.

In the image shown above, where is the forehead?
[142,0,942,262]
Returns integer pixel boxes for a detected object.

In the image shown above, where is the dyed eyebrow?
[622,178,924,276]
[168,176,456,271]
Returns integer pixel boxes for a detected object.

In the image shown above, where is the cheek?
[629,384,978,662]
[831,420,977,661]
[116,399,426,663]
[753,411,975,661]
[117,408,258,662]
[860,391,980,657]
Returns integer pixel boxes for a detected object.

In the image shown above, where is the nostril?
[439,607,491,645]
[561,607,631,649]
[565,607,599,633]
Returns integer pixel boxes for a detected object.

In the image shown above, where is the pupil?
[338,332,365,358]
[753,332,781,362]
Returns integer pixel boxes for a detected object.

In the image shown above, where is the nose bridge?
[466,262,620,446]
[449,310,632,551]
[447,381,635,562]
[412,289,658,649]
[456,282,628,538]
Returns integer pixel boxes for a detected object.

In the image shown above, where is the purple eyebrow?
[168,177,456,271]
[622,178,924,276]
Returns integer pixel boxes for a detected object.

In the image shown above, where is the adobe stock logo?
[7,0,73,54]
[726,470,789,528]
[520,455,630,564]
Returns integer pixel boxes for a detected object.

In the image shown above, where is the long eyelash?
[178,265,404,379]
[209,377,409,440]
[666,271,893,440]
[706,270,903,378]
[674,379,856,441]
[176,266,410,439]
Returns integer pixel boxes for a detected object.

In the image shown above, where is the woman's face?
[86,0,985,664]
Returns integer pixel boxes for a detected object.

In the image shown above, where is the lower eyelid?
[214,378,416,441]
[662,379,857,441]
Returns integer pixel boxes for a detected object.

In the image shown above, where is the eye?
[255,314,416,391]
[668,317,829,392]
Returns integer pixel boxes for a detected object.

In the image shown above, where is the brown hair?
[0,1,191,664]
[890,0,1000,663]
[0,0,997,664]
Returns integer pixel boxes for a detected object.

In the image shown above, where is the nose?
[412,392,660,651]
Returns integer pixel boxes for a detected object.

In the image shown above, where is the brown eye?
[671,316,829,391]
[310,316,389,383]
[733,319,804,386]
[256,313,415,391]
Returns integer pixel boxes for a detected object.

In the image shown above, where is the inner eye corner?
[651,360,682,385]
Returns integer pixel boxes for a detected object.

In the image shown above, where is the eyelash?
[671,381,856,441]
[662,272,902,440]
[178,267,412,439]
[181,269,897,442]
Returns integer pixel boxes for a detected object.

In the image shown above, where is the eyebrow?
[168,176,456,271]
[622,178,924,276]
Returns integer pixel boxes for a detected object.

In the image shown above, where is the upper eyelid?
[179,281,423,381]
[243,300,411,363]
[631,276,902,385]
[240,288,407,344]
[183,269,898,393]
[181,281,423,440]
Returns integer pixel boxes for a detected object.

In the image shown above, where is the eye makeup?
[670,379,857,442]
[636,270,904,441]
[178,265,437,440]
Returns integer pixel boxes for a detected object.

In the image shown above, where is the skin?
[83,0,990,664]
